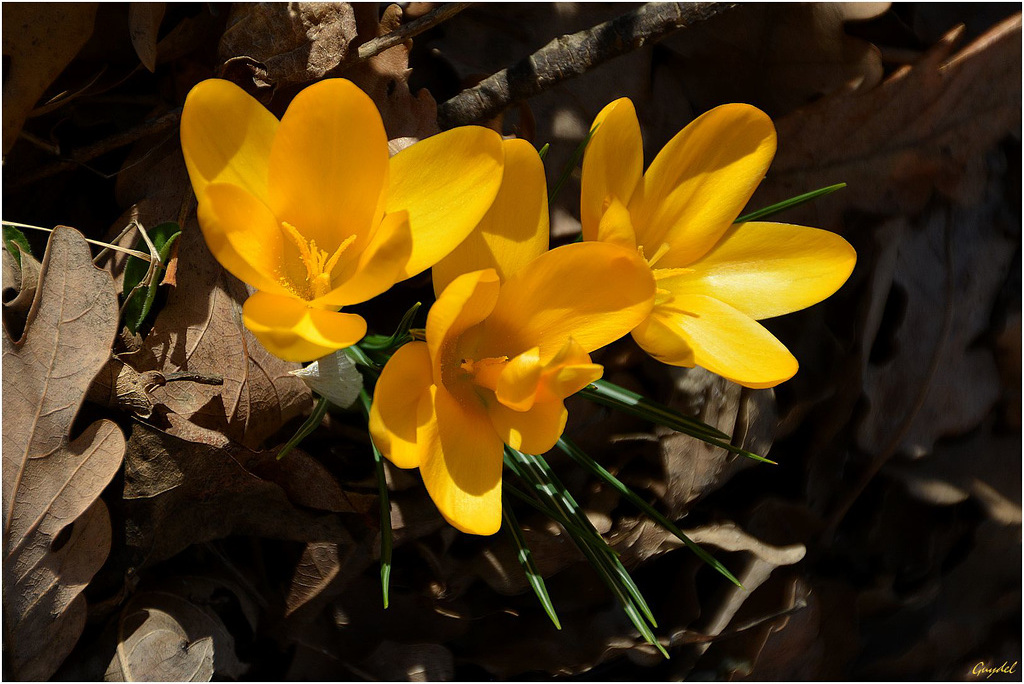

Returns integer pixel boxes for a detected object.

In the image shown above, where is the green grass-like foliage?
[121,222,181,333]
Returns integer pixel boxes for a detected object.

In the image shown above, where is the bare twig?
[356,2,472,63]
[437,2,735,129]
[11,109,181,188]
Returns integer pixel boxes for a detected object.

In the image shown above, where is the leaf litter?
[1,4,1019,681]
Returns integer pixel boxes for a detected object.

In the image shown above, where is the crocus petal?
[477,242,655,361]
[426,269,501,385]
[369,342,437,469]
[387,126,505,280]
[421,387,504,535]
[312,210,413,308]
[486,399,568,456]
[180,79,278,204]
[632,294,798,389]
[432,138,548,295]
[657,221,857,320]
[581,98,643,241]
[268,79,388,252]
[242,291,367,362]
[596,197,637,250]
[197,183,294,297]
[495,347,544,412]
[629,104,776,266]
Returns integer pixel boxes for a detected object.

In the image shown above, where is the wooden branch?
[437,2,735,129]
[356,2,472,62]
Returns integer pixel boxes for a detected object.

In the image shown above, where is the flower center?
[639,242,671,267]
[281,221,355,300]
[459,356,509,392]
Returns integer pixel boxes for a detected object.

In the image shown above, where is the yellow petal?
[495,339,602,411]
[629,104,776,266]
[426,269,501,386]
[632,294,797,389]
[596,196,637,250]
[313,210,413,308]
[369,342,437,469]
[180,79,278,204]
[387,126,504,280]
[486,399,568,456]
[657,222,856,320]
[581,98,643,241]
[197,183,293,297]
[495,347,543,412]
[268,79,389,253]
[477,242,655,361]
[421,386,504,535]
[432,138,548,295]
[242,291,367,362]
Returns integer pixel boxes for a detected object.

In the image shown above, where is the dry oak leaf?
[757,14,1022,229]
[1,2,98,154]
[2,226,126,681]
[218,2,358,88]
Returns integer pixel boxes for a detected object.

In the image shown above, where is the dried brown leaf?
[218,3,358,88]
[759,15,1022,229]
[104,591,246,682]
[661,3,889,117]
[2,226,126,680]
[856,191,1016,457]
[120,424,371,568]
[2,240,41,339]
[128,2,166,72]
[1,3,98,154]
[361,641,454,681]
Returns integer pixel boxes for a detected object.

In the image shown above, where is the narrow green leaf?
[359,389,392,609]
[359,302,422,354]
[537,142,550,161]
[735,183,846,224]
[549,123,599,203]
[277,395,329,460]
[122,222,181,333]
[505,447,660,630]
[580,380,776,464]
[2,225,32,267]
[502,498,561,629]
[557,437,742,588]
[581,379,728,439]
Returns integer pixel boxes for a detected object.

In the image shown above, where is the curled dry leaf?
[1,3,98,154]
[361,641,455,682]
[758,14,1023,229]
[346,4,440,142]
[660,3,889,116]
[105,591,244,682]
[218,3,358,88]
[128,2,166,72]
[2,239,41,338]
[856,188,1017,457]
[2,226,126,680]
[119,424,372,569]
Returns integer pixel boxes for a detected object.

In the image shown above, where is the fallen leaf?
[759,15,1022,229]
[218,3,358,89]
[1,3,98,154]
[128,2,166,72]
[2,226,126,680]
[660,3,889,117]
[345,4,440,142]
[361,641,454,681]
[856,188,1016,457]
[2,237,42,339]
[118,423,371,569]
[105,591,240,682]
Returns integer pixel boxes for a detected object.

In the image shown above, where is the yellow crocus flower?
[582,99,857,388]
[179,78,504,362]
[369,140,656,535]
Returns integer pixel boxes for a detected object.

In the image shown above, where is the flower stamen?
[460,356,509,392]
[281,221,356,299]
